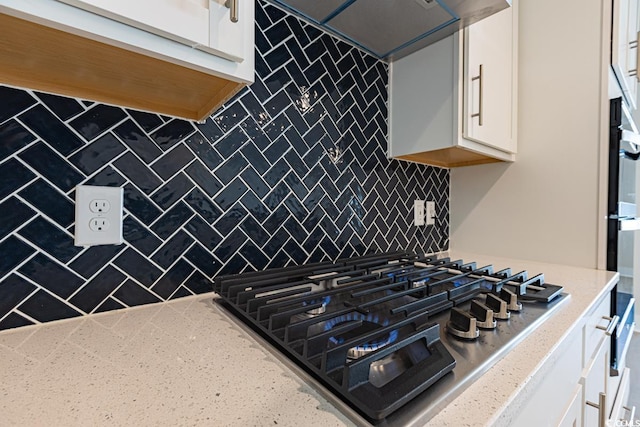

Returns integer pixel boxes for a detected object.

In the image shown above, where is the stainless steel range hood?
[267,0,511,61]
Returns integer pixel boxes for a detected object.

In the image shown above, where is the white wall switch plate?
[414,200,425,226]
[426,201,436,225]
[74,185,124,246]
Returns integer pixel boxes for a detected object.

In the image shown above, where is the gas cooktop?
[214,251,568,425]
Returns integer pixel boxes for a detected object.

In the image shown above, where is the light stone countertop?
[0,251,619,426]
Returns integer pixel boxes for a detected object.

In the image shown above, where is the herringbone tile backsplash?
[0,0,449,330]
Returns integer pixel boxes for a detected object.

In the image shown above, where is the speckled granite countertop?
[0,251,618,427]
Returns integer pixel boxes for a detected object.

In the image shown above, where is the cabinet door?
[463,5,515,153]
[57,0,210,47]
[557,385,583,427]
[204,0,247,62]
[582,334,611,427]
[612,0,639,110]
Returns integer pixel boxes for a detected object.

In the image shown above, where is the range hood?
[267,0,511,61]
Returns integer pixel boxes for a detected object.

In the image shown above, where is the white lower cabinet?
[513,292,630,427]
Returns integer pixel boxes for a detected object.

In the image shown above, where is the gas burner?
[324,313,399,359]
[303,295,331,315]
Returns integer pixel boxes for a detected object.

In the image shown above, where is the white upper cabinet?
[57,0,246,62]
[612,0,639,110]
[0,0,254,121]
[389,2,518,168]
[463,6,516,154]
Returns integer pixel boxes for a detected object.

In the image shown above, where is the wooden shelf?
[395,146,505,168]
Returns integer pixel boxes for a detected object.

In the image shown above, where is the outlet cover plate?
[74,185,124,246]
[414,200,425,226]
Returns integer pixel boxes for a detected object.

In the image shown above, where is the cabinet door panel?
[557,385,583,427]
[205,0,247,62]
[582,335,610,427]
[57,0,210,47]
[464,6,515,153]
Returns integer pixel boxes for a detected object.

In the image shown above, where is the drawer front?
[610,367,633,423]
[583,293,613,366]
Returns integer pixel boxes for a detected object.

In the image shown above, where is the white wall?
[450,0,610,268]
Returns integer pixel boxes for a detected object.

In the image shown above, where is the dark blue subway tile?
[19,217,81,263]
[214,204,247,233]
[263,158,289,187]
[184,244,218,277]
[113,152,162,194]
[19,289,82,321]
[0,158,35,200]
[0,197,36,239]
[0,274,36,319]
[240,241,269,270]
[0,87,36,123]
[68,265,126,313]
[0,236,35,278]
[19,179,74,228]
[126,109,163,133]
[263,228,290,258]
[151,230,194,269]
[0,119,36,158]
[182,270,212,294]
[150,172,193,209]
[169,285,194,299]
[215,152,248,185]
[184,187,221,224]
[240,216,269,247]
[0,312,34,330]
[195,118,224,143]
[19,142,83,192]
[113,279,161,306]
[213,178,247,211]
[263,181,290,210]
[184,132,223,170]
[215,126,248,158]
[85,166,127,187]
[240,142,271,175]
[213,101,248,133]
[241,167,270,198]
[113,248,162,287]
[184,216,222,251]
[94,298,126,313]
[35,92,84,121]
[19,105,85,156]
[151,260,193,299]
[123,184,162,225]
[240,191,270,222]
[151,144,194,180]
[70,133,126,175]
[69,244,125,279]
[150,201,194,239]
[185,160,222,198]
[113,119,163,163]
[263,205,289,234]
[122,215,162,255]
[69,104,126,141]
[149,119,195,150]
[214,228,248,262]
[18,253,84,299]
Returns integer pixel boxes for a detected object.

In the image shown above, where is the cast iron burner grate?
[214,251,567,424]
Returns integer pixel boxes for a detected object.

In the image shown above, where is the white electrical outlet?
[414,200,425,226]
[426,201,436,225]
[75,185,123,246]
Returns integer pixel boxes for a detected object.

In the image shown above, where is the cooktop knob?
[446,307,479,339]
[485,293,510,320]
[500,288,522,312]
[470,300,497,329]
